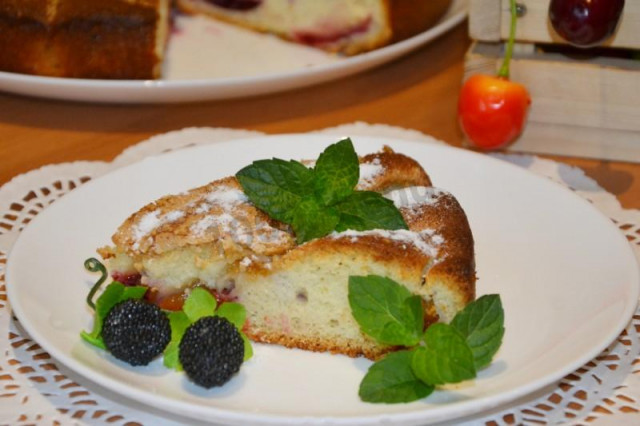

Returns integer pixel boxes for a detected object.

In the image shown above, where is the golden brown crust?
[244,328,396,360]
[358,146,432,190]
[0,0,166,79]
[402,193,476,306]
[113,150,431,258]
[112,176,296,258]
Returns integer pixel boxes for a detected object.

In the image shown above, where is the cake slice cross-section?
[98,146,475,359]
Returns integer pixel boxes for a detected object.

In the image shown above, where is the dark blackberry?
[102,299,171,366]
[179,316,244,388]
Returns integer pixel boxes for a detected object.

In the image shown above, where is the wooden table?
[0,23,638,210]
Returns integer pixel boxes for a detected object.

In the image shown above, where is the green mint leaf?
[236,158,313,222]
[240,332,253,362]
[80,331,106,350]
[313,138,359,206]
[95,282,125,321]
[183,288,217,323]
[291,197,339,244]
[450,294,505,369]
[163,343,181,371]
[335,191,408,232]
[348,275,423,347]
[412,323,476,385]
[216,302,247,329]
[164,311,191,370]
[120,286,148,300]
[359,350,434,403]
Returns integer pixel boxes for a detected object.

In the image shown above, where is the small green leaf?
[121,286,148,300]
[291,197,340,244]
[95,282,125,321]
[163,311,191,370]
[216,302,247,329]
[359,350,434,403]
[335,191,408,232]
[240,332,253,362]
[348,275,423,347]
[451,294,505,369]
[163,343,182,371]
[183,288,217,323]
[236,158,313,222]
[313,138,359,206]
[80,331,106,350]
[412,323,476,385]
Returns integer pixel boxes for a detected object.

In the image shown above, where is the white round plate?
[6,135,639,425]
[0,1,465,104]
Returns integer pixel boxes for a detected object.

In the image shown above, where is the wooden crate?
[465,0,640,162]
[470,0,640,49]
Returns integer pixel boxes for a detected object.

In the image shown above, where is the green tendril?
[84,257,107,310]
[498,0,518,79]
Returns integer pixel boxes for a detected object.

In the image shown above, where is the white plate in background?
[0,1,466,103]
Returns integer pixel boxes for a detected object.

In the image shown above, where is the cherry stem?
[498,0,518,79]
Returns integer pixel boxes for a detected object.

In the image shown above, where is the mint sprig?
[350,275,504,404]
[236,138,408,244]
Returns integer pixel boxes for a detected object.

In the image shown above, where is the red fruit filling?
[112,272,142,287]
[293,17,372,47]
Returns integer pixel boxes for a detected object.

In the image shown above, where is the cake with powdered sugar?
[98,147,475,359]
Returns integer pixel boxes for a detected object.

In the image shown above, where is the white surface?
[0,1,466,104]
[5,134,639,425]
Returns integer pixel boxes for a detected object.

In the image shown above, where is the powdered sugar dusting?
[164,211,185,222]
[190,205,290,248]
[385,186,447,209]
[330,228,442,258]
[206,186,248,205]
[358,158,384,186]
[132,209,184,250]
[193,186,249,216]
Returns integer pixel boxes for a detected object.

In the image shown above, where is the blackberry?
[102,299,171,366]
[179,316,244,388]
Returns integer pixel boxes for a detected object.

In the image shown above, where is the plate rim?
[6,134,640,425]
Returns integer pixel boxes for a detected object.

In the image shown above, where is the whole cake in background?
[0,0,171,79]
[0,0,451,79]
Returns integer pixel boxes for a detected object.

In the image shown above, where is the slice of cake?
[98,147,475,359]
[177,0,452,55]
[0,0,170,79]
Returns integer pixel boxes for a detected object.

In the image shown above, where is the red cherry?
[458,75,531,150]
[549,0,625,47]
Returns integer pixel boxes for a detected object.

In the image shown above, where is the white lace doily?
[1,124,638,425]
